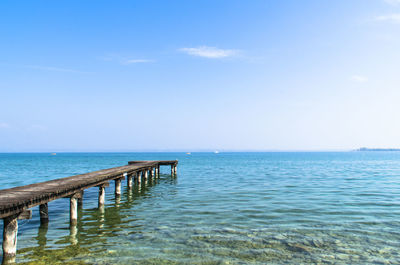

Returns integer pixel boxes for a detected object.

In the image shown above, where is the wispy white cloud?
[121,59,154,65]
[24,65,92,73]
[101,54,155,65]
[384,0,400,6]
[179,46,238,58]
[351,75,368,83]
[0,122,10,129]
[375,14,400,23]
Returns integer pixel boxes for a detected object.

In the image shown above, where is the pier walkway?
[0,160,178,262]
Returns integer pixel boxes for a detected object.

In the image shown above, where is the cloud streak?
[179,46,238,58]
[121,59,154,65]
[351,75,368,83]
[384,0,400,5]
[0,122,10,129]
[101,54,155,65]
[375,14,400,23]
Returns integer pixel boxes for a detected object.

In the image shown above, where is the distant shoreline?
[356,148,400,151]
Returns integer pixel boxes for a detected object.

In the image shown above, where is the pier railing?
[0,160,178,262]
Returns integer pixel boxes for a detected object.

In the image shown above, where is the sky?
[1,0,400,152]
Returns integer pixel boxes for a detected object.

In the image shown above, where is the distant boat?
[186,152,191,155]
[214,151,219,154]
[51,153,57,155]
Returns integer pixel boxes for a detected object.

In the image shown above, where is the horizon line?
[0,149,358,153]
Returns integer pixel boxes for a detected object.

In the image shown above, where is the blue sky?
[1,0,400,151]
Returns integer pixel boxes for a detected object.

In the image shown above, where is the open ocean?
[1,152,400,264]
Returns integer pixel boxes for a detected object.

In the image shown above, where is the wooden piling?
[2,214,18,258]
[39,203,49,224]
[77,191,84,208]
[127,174,132,189]
[115,179,122,196]
[98,186,106,208]
[70,196,78,225]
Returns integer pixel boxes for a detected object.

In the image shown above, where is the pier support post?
[115,179,122,197]
[39,203,49,224]
[77,191,84,208]
[144,170,148,180]
[98,186,106,208]
[127,174,132,189]
[70,196,78,226]
[171,165,174,175]
[137,172,141,184]
[149,169,154,183]
[2,214,19,260]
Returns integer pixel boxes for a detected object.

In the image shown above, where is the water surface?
[1,152,400,264]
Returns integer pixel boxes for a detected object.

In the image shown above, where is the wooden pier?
[0,160,178,262]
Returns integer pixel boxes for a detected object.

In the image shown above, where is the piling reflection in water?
[36,223,48,250]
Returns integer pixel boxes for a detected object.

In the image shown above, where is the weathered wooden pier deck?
[0,160,178,261]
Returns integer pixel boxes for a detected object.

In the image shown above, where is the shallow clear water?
[1,152,400,264]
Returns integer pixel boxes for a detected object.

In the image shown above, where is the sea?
[0,152,400,264]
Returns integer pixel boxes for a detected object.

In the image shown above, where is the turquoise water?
[1,152,400,264]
